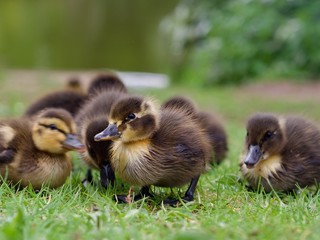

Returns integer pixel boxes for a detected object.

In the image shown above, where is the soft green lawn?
[0,79,320,240]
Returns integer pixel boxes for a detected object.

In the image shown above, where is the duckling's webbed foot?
[115,186,152,203]
[81,169,93,187]
[163,176,200,206]
[100,163,115,189]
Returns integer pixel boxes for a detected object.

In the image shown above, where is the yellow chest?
[111,140,151,178]
[242,155,283,179]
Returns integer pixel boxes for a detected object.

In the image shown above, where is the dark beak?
[244,145,262,169]
[63,134,85,151]
[94,124,120,141]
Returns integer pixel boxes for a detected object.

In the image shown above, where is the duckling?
[162,96,228,164]
[76,75,128,188]
[0,108,84,190]
[24,80,87,117]
[80,117,116,186]
[94,96,212,204]
[87,72,128,97]
[240,113,320,193]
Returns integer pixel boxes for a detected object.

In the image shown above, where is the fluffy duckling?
[24,82,87,117]
[162,96,228,164]
[240,113,320,192]
[0,108,84,190]
[94,96,212,204]
[76,74,128,188]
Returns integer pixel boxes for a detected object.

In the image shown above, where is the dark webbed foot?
[163,176,200,206]
[100,163,115,189]
[114,186,152,203]
[162,194,195,206]
[82,169,93,187]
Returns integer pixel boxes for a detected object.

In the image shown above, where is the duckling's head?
[94,96,159,143]
[244,113,286,168]
[88,73,127,97]
[32,108,84,154]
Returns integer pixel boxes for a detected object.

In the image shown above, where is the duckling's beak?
[63,134,85,151]
[94,124,120,141]
[244,145,262,169]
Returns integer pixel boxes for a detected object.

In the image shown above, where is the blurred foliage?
[162,0,320,85]
[0,0,178,73]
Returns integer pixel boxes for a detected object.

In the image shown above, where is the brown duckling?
[240,113,320,193]
[24,82,87,117]
[0,108,84,190]
[94,96,212,204]
[76,75,128,188]
[162,96,228,164]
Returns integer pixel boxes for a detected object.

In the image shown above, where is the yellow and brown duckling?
[240,113,320,193]
[0,108,84,190]
[76,74,128,188]
[162,96,228,164]
[94,95,212,204]
[24,79,87,118]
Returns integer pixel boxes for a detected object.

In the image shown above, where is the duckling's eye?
[125,113,136,121]
[48,124,58,131]
[263,131,273,141]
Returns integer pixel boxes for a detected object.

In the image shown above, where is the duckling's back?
[87,73,128,97]
[197,111,228,164]
[24,90,87,117]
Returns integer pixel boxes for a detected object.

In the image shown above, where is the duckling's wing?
[0,149,15,164]
[174,143,205,161]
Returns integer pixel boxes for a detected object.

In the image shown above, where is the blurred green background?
[1,0,320,86]
[0,0,178,72]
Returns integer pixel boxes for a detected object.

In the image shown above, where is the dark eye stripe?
[39,123,67,135]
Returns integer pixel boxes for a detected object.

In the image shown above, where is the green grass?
[1,79,320,239]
